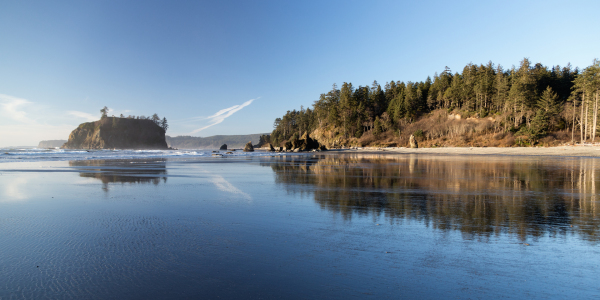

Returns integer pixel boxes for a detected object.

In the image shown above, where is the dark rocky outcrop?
[243,141,254,152]
[254,134,271,148]
[62,117,168,149]
[277,132,324,152]
[38,140,67,148]
[220,144,227,150]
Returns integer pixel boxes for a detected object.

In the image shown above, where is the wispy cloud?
[0,94,32,123]
[190,98,256,134]
[67,111,97,122]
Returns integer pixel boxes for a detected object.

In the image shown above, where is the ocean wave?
[0,149,285,163]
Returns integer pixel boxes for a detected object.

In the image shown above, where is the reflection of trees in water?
[69,159,168,191]
[267,154,600,242]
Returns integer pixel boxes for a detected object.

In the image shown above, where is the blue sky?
[1,0,599,146]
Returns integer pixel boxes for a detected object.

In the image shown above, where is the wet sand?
[2,156,600,299]
[345,145,600,157]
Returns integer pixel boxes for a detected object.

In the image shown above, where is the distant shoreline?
[327,146,600,157]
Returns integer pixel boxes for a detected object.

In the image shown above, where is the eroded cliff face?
[62,117,168,149]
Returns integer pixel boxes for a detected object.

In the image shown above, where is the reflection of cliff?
[70,159,167,190]
[267,154,600,242]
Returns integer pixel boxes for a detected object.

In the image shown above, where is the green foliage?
[270,58,589,146]
[413,129,424,138]
[529,110,548,140]
[538,86,559,115]
[373,117,382,137]
[355,119,364,138]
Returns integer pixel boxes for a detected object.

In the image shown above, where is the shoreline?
[328,146,600,157]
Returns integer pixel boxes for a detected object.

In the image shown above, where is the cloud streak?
[67,111,97,122]
[0,94,32,123]
[191,98,255,134]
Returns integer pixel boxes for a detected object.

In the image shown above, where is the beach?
[347,145,600,157]
[1,152,600,298]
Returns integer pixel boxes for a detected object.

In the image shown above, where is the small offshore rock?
[243,141,254,152]
[219,144,227,150]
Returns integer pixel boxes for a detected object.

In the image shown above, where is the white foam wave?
[0,148,284,163]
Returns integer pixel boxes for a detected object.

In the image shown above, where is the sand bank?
[342,146,600,157]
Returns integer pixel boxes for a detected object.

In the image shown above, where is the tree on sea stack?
[152,113,160,124]
[100,106,108,119]
[160,117,168,132]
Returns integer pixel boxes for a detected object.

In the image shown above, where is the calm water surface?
[1,153,599,299]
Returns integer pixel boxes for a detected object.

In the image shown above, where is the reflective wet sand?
[1,154,599,299]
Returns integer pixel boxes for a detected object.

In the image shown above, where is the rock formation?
[278,132,323,152]
[243,141,254,152]
[219,144,227,150]
[253,134,271,148]
[62,117,168,149]
[409,134,418,148]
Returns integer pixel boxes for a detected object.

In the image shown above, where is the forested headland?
[271,59,600,148]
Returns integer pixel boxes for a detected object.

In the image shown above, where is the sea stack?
[243,141,254,152]
[409,134,418,148]
[62,117,168,149]
[220,144,227,150]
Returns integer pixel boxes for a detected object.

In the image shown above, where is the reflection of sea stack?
[409,135,418,148]
[220,144,227,150]
[244,141,254,152]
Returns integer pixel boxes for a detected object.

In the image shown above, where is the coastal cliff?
[62,117,168,149]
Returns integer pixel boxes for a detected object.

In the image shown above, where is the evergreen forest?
[271,58,600,148]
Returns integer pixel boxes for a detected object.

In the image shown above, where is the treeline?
[100,106,169,132]
[271,58,600,146]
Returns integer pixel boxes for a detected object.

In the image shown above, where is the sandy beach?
[346,145,600,157]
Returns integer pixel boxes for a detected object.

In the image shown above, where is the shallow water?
[1,153,599,299]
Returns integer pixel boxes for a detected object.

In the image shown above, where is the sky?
[1,0,599,147]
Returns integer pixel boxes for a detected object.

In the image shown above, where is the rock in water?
[243,141,254,152]
[62,117,168,149]
[267,143,275,151]
[409,134,418,148]
[219,144,227,150]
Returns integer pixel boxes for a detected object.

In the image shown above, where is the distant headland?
[38,140,68,148]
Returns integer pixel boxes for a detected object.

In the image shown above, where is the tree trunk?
[572,101,575,143]
[584,93,588,142]
[592,93,598,144]
[581,99,584,144]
